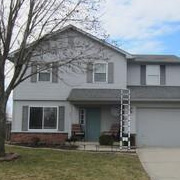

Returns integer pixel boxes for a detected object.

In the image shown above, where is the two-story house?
[11,25,180,147]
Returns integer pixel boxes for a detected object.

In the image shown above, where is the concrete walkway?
[137,148,180,180]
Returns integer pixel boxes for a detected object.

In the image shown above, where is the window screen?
[29,107,43,129]
[94,63,107,82]
[146,65,160,85]
[44,107,57,129]
[39,72,50,81]
[29,107,57,130]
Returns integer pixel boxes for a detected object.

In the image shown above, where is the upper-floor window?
[29,107,57,130]
[38,65,51,82]
[93,63,107,82]
[146,65,160,85]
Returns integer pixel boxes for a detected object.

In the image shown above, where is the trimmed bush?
[99,135,114,146]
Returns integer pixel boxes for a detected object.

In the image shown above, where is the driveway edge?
[137,149,157,180]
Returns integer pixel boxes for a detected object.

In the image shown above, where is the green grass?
[0,146,149,180]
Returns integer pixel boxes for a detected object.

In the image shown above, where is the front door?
[85,108,101,142]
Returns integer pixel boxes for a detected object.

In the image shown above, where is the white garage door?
[137,108,180,147]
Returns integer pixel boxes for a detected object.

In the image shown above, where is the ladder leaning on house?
[119,89,131,150]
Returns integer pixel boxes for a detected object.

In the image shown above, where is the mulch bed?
[0,153,20,162]
[10,143,78,150]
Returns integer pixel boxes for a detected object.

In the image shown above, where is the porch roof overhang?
[67,89,122,104]
[68,87,180,104]
[128,86,180,102]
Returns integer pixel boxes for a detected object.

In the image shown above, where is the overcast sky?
[102,0,180,55]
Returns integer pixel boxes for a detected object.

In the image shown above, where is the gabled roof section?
[48,24,133,58]
[9,24,180,63]
[9,24,133,61]
[132,54,180,63]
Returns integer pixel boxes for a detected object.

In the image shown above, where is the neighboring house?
[11,25,180,147]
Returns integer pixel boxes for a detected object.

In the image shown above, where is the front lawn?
[0,146,149,180]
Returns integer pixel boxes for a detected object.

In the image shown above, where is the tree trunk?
[0,100,6,157]
[0,58,6,157]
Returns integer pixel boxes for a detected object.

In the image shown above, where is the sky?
[101,0,180,55]
[6,0,180,116]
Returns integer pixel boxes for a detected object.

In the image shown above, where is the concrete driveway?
[137,148,180,180]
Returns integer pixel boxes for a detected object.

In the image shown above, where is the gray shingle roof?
[133,55,180,63]
[128,86,180,101]
[68,89,122,102]
[68,87,180,102]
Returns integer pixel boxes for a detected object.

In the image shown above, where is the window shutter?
[160,65,166,85]
[86,63,93,83]
[58,106,65,131]
[31,63,37,82]
[140,65,146,85]
[22,106,29,131]
[108,62,114,83]
[52,62,58,83]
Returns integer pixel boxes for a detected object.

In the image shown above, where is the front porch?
[71,105,120,141]
[70,104,136,148]
[68,88,135,149]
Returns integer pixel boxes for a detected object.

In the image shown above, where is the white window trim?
[146,65,160,85]
[93,62,108,83]
[28,106,58,132]
[37,65,52,82]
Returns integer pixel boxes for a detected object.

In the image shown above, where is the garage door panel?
[137,108,180,147]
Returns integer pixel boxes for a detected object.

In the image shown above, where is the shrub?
[99,135,114,146]
[70,135,78,143]
[66,136,78,145]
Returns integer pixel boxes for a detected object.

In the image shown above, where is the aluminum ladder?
[119,89,131,150]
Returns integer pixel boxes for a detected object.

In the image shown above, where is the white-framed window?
[38,65,51,82]
[29,106,58,130]
[93,63,107,82]
[79,108,86,125]
[146,65,160,85]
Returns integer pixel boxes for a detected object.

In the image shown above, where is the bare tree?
[0,0,104,157]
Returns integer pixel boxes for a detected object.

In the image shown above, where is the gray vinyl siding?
[127,64,180,86]
[13,30,127,101]
[12,100,71,135]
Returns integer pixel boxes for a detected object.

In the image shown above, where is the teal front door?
[85,108,101,142]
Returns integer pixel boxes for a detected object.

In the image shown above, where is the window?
[146,65,160,85]
[79,108,86,125]
[38,65,51,82]
[29,107,57,129]
[93,63,107,82]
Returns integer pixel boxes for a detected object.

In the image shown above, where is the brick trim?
[11,132,68,145]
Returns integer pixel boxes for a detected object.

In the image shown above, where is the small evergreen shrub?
[99,135,114,146]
